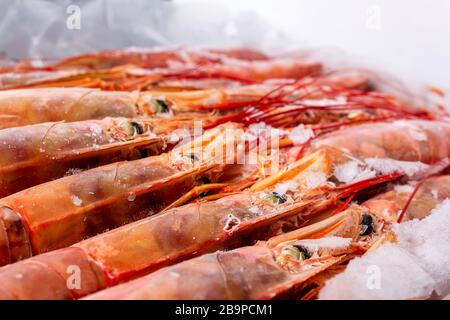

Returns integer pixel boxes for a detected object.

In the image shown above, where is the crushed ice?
[319,199,450,299]
[71,195,83,207]
[333,161,376,184]
[334,158,429,184]
[288,124,315,145]
[364,158,429,176]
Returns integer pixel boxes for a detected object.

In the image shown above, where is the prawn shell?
[85,245,340,300]
[364,175,450,222]
[0,154,222,263]
[76,193,266,284]
[0,247,106,300]
[310,120,450,163]
[76,191,326,286]
[0,118,163,197]
[0,88,140,129]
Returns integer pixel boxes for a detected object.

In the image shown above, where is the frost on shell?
[65,168,83,177]
[273,181,298,196]
[394,184,415,194]
[393,120,428,142]
[409,128,428,141]
[71,195,83,207]
[319,199,450,300]
[334,158,429,184]
[288,124,314,145]
[301,96,347,107]
[303,171,328,189]
[248,122,287,139]
[248,206,260,214]
[431,189,439,199]
[333,161,376,184]
[364,158,429,177]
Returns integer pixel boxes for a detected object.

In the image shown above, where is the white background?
[0,0,449,87]
[173,0,450,88]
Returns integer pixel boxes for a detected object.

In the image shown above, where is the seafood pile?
[0,47,449,300]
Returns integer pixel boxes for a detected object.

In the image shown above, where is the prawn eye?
[360,214,374,236]
[130,121,145,135]
[151,99,170,114]
[293,245,311,260]
[264,192,287,205]
[282,245,311,261]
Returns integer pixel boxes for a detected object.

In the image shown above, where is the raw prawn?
[0,123,244,265]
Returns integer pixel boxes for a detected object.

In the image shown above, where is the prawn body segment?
[0,117,167,196]
[0,88,140,129]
